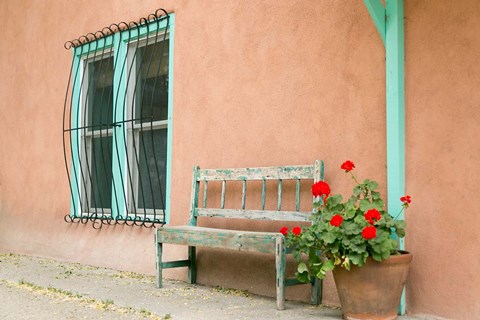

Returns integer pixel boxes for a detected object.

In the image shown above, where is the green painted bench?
[155,160,324,310]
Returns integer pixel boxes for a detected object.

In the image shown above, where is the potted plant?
[281,160,412,320]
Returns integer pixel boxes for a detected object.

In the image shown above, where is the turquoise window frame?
[69,14,174,223]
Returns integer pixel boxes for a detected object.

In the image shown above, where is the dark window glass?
[135,40,169,123]
[137,129,167,210]
[90,136,113,210]
[87,58,114,130]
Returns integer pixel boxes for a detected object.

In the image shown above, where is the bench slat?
[203,180,208,208]
[221,180,226,209]
[157,226,280,254]
[296,179,301,212]
[241,180,246,210]
[195,208,311,222]
[261,179,266,210]
[198,165,316,181]
[277,179,282,210]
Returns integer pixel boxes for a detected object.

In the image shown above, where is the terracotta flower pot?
[332,251,412,320]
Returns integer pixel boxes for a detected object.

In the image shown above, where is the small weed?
[212,285,250,298]
[98,299,114,309]
[140,308,152,316]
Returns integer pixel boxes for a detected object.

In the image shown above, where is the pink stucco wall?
[0,1,478,319]
[405,0,480,318]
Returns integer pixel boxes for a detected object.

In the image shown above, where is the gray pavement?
[0,254,432,320]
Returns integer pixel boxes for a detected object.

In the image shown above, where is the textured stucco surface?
[0,1,478,319]
[404,0,480,318]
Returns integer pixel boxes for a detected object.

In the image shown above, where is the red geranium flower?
[330,214,343,227]
[292,226,302,236]
[340,160,355,172]
[362,226,377,240]
[279,226,289,236]
[364,209,382,225]
[312,181,331,197]
[400,195,412,207]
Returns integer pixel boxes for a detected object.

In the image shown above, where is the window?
[64,13,174,226]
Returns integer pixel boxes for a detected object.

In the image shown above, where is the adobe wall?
[0,1,478,318]
[404,0,480,318]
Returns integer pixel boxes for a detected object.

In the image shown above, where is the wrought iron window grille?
[63,9,171,229]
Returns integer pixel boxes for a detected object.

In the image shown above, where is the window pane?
[135,40,169,123]
[137,129,167,210]
[87,58,114,130]
[90,136,113,210]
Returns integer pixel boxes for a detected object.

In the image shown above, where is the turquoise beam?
[386,0,406,314]
[386,0,405,247]
[165,14,175,224]
[363,0,406,314]
[363,0,386,45]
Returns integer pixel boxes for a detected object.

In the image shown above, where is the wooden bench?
[155,160,324,310]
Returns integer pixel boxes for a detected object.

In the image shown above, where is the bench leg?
[188,246,196,284]
[156,237,163,288]
[275,237,286,310]
[311,278,322,305]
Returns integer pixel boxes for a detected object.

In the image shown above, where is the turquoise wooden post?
[165,14,175,224]
[363,0,406,314]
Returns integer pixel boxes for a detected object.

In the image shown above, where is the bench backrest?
[188,160,324,226]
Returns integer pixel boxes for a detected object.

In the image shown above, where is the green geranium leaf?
[393,221,406,238]
[371,191,381,200]
[305,233,315,241]
[343,221,360,235]
[367,180,378,191]
[395,220,406,228]
[308,251,321,263]
[395,226,406,238]
[390,238,399,250]
[348,242,367,254]
[371,252,383,261]
[327,195,343,207]
[315,269,327,279]
[348,195,358,203]
[382,250,391,260]
[359,199,373,211]
[331,205,344,214]
[353,185,363,196]
[297,262,308,274]
[296,271,310,283]
[350,236,364,245]
[344,207,356,219]
[348,253,367,266]
[322,260,335,272]
[372,199,384,209]
[321,231,337,244]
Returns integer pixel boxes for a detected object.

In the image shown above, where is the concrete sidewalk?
[0,254,431,320]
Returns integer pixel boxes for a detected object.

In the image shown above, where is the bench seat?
[157,226,282,253]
